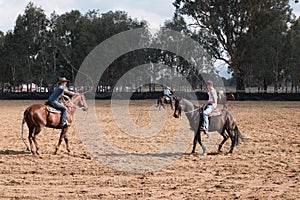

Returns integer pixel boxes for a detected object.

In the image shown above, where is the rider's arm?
[207,97,216,105]
[63,89,76,96]
[206,90,217,105]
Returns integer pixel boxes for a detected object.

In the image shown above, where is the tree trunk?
[263,78,268,93]
[235,68,245,93]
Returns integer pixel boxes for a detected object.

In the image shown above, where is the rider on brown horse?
[163,86,174,104]
[47,77,77,127]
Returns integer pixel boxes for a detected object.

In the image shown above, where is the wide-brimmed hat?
[206,80,213,85]
[59,77,69,83]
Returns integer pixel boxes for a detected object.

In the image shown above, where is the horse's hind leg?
[32,127,42,155]
[218,128,229,153]
[227,128,236,154]
[28,127,35,154]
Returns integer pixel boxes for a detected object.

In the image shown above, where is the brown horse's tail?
[234,125,244,146]
[22,109,30,151]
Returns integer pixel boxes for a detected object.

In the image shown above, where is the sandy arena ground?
[0,100,299,199]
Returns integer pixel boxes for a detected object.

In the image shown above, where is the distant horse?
[218,91,235,108]
[21,93,88,155]
[173,98,243,156]
[157,94,177,110]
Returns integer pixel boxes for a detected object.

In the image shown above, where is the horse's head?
[173,98,182,118]
[72,93,88,111]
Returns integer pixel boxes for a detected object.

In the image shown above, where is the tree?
[285,18,300,92]
[12,2,49,86]
[153,15,215,91]
[248,1,292,92]
[173,0,293,92]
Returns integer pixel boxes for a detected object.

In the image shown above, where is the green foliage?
[0,1,300,93]
[173,0,296,92]
[0,3,148,89]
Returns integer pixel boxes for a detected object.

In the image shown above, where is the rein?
[62,95,81,109]
[183,107,200,114]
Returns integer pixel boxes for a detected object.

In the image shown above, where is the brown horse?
[157,94,177,110]
[173,98,243,156]
[21,93,88,155]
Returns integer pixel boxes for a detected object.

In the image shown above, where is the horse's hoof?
[67,150,73,155]
[199,153,207,158]
[189,153,195,156]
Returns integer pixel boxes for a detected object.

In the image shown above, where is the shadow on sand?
[0,149,31,155]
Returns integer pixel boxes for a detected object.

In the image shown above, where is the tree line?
[0,1,299,93]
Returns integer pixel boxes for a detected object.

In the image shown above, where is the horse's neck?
[66,96,79,115]
[183,99,200,131]
[182,99,195,113]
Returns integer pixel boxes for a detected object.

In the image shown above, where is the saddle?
[163,96,172,103]
[208,108,223,118]
[45,101,61,114]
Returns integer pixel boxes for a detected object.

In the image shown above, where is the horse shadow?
[0,149,31,155]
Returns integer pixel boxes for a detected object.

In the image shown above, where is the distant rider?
[47,77,76,127]
[163,86,173,104]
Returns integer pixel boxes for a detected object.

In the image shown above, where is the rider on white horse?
[202,80,218,132]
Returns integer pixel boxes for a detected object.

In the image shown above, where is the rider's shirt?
[48,86,65,102]
[208,88,218,108]
[164,89,171,96]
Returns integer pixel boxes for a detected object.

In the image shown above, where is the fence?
[0,91,299,101]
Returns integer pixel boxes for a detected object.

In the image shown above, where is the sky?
[0,0,176,32]
[1,0,300,78]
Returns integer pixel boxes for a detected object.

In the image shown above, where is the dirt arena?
[0,100,299,199]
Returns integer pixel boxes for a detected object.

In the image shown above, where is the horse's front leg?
[197,132,207,157]
[54,127,68,155]
[63,130,72,153]
[190,131,199,155]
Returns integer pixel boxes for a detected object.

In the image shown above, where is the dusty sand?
[0,100,299,199]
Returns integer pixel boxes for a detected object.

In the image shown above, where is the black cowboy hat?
[58,77,69,83]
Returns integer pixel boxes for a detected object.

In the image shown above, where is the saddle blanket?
[46,106,61,113]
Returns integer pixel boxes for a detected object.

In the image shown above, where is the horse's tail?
[234,125,244,146]
[22,109,30,151]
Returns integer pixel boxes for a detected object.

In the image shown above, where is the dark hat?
[59,77,69,83]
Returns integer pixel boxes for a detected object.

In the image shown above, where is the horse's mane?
[181,98,201,111]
